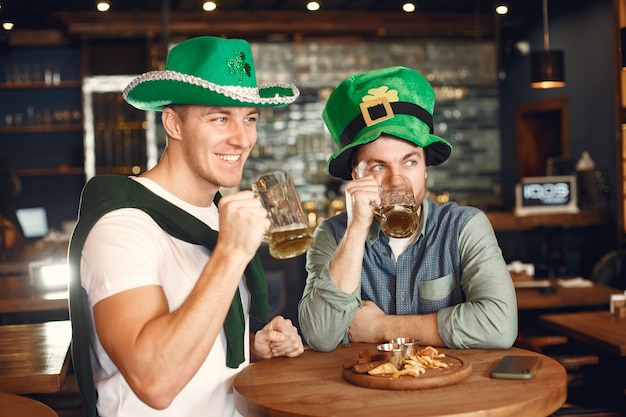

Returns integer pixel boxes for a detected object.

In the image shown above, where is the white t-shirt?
[80,176,249,417]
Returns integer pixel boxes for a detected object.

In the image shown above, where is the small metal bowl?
[376,342,404,370]
[389,337,420,358]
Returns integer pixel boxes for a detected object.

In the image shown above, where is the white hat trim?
[123,70,299,105]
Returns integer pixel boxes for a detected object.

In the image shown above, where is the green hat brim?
[123,72,299,112]
[326,117,452,180]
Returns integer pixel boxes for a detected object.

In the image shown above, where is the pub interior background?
[0,0,623,304]
[0,0,622,334]
[1,1,626,416]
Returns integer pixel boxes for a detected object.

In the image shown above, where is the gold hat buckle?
[359,97,394,127]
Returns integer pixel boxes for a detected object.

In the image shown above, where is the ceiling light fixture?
[495,5,508,15]
[402,3,416,13]
[530,0,565,88]
[2,21,14,31]
[96,1,111,12]
[202,1,217,12]
[306,2,320,12]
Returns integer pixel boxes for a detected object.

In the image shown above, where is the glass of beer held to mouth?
[253,170,314,259]
[374,175,419,238]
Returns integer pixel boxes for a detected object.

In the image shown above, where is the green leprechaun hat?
[123,36,299,111]
[323,66,452,180]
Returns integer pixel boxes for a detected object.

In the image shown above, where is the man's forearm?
[380,313,445,347]
[329,225,369,293]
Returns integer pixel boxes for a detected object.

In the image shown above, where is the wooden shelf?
[95,166,145,176]
[0,125,82,134]
[0,81,81,90]
[486,209,614,232]
[15,167,84,177]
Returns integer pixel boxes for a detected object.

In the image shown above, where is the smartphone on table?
[490,355,543,380]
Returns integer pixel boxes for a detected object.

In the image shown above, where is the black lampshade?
[530,50,565,88]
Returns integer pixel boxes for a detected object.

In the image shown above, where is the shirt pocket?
[418,274,455,301]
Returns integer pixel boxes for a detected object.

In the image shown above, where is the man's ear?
[161,108,182,141]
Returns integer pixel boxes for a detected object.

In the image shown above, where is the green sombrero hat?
[323,66,452,180]
[124,36,299,111]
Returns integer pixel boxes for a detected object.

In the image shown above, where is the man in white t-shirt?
[68,36,304,417]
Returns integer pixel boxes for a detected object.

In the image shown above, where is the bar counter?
[486,209,613,232]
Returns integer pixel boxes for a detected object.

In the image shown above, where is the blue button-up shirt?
[298,198,518,351]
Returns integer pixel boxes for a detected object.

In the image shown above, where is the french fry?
[368,362,399,376]
[416,346,445,358]
[353,345,449,379]
[393,365,425,379]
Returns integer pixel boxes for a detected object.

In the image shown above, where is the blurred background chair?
[516,333,599,371]
[590,250,626,290]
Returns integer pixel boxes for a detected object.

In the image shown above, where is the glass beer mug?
[253,170,314,259]
[374,175,419,238]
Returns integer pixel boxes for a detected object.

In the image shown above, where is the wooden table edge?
[539,313,626,357]
[0,320,72,394]
[234,345,567,417]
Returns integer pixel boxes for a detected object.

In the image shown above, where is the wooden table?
[0,246,66,277]
[0,259,69,321]
[539,311,626,357]
[0,320,72,394]
[0,391,59,416]
[0,258,33,277]
[515,280,621,311]
[0,291,68,314]
[234,343,567,417]
[539,311,626,408]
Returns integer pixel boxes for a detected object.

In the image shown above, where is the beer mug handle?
[372,205,384,219]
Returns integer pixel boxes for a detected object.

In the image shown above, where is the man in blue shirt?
[298,66,517,352]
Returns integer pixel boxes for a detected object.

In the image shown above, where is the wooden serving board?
[342,354,472,390]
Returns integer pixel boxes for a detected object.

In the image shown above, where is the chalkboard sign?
[515,175,579,216]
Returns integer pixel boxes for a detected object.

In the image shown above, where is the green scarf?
[67,175,269,417]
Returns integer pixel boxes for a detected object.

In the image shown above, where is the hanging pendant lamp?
[530,0,565,88]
